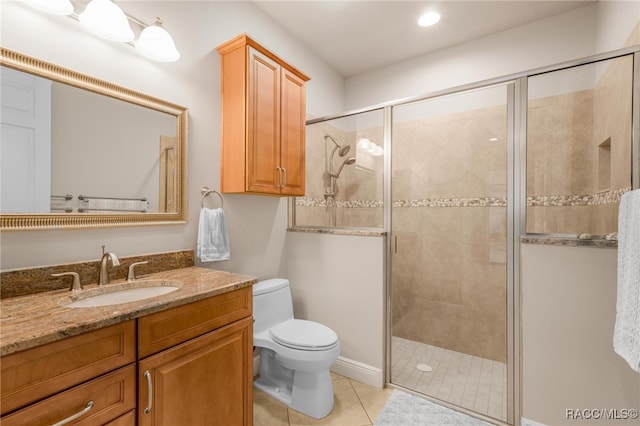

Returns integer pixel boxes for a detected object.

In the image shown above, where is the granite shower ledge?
[0,266,257,356]
[521,236,618,248]
[288,227,386,237]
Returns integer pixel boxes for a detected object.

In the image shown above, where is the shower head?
[325,134,350,157]
[330,157,356,178]
[338,145,351,157]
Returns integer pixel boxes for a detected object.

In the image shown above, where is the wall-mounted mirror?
[0,48,188,230]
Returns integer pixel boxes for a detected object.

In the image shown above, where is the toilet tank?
[253,278,294,334]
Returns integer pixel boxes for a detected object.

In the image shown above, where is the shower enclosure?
[294,46,638,426]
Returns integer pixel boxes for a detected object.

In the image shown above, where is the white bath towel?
[614,189,640,372]
[197,207,230,262]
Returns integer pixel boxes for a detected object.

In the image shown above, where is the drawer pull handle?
[144,370,153,414]
[52,400,94,426]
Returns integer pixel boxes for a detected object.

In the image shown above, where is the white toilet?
[253,278,340,419]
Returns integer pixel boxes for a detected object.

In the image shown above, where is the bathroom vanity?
[0,267,257,426]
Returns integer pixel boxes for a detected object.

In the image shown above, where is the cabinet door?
[247,48,281,194]
[280,68,306,196]
[138,317,253,426]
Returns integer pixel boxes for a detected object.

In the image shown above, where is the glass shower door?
[390,84,511,423]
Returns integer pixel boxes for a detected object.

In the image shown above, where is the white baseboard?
[521,418,547,426]
[254,352,383,389]
[331,356,383,389]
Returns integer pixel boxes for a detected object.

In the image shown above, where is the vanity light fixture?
[78,0,134,43]
[418,11,441,27]
[136,18,180,62]
[22,0,181,63]
[23,0,73,15]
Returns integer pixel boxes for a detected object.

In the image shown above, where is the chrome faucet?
[98,245,120,285]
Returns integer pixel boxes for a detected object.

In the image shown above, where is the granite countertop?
[0,266,257,356]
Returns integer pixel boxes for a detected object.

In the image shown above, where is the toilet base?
[255,349,335,419]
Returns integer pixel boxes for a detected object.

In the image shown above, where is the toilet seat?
[270,319,338,351]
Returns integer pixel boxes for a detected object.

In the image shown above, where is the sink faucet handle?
[52,272,82,292]
[127,261,149,281]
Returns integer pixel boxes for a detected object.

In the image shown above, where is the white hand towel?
[197,207,230,262]
[614,189,640,372]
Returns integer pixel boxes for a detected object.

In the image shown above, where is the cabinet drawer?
[1,320,136,415]
[1,364,136,426]
[138,287,251,358]
[105,410,136,426]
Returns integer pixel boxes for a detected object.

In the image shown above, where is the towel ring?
[200,186,224,208]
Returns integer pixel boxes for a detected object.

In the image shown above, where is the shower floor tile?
[391,336,507,422]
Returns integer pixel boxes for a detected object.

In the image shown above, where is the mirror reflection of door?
[0,67,52,213]
[159,135,176,212]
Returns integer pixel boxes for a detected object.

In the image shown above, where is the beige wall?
[286,231,385,387]
[522,244,640,426]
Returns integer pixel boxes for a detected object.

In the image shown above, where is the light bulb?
[79,0,134,43]
[136,18,180,62]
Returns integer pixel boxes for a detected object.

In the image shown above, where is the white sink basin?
[61,280,182,308]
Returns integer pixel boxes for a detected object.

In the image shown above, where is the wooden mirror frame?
[1,48,188,231]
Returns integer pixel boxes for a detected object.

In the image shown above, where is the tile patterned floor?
[253,373,392,426]
[391,337,507,422]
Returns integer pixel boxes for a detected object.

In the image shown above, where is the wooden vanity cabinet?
[217,33,310,196]
[137,287,253,426]
[0,321,136,425]
[0,286,254,426]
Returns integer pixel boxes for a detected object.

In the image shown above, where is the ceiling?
[253,0,596,77]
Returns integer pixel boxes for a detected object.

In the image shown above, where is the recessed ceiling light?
[418,11,441,27]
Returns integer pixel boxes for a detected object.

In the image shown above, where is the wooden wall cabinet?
[217,33,310,196]
[1,287,253,426]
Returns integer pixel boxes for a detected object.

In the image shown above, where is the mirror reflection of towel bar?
[201,186,224,208]
[78,195,147,202]
[51,194,73,200]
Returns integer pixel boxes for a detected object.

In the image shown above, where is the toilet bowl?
[253,278,340,419]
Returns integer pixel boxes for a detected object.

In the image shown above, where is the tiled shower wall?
[392,105,508,363]
[526,55,633,235]
[295,120,384,228]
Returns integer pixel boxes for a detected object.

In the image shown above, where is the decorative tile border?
[295,186,629,210]
[393,197,507,207]
[526,187,630,207]
[295,197,383,208]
